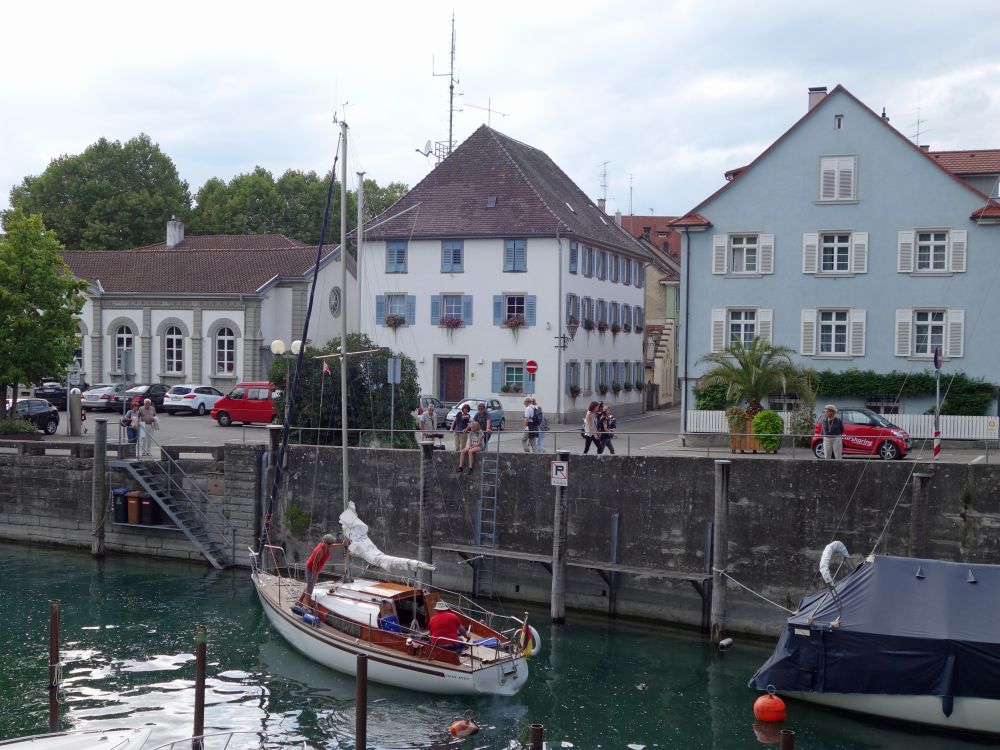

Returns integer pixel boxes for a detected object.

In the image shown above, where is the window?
[610,302,620,327]
[73,347,83,369]
[622,304,631,331]
[834,114,844,130]
[503,361,524,393]
[583,246,593,277]
[768,392,800,412]
[442,293,463,321]
[596,299,607,324]
[916,231,947,271]
[865,395,900,415]
[569,241,578,274]
[898,230,966,274]
[504,239,527,272]
[492,294,537,327]
[584,359,593,393]
[635,260,644,287]
[506,295,525,320]
[819,155,857,201]
[376,294,415,327]
[216,327,235,374]
[387,293,407,318]
[913,310,945,356]
[164,326,184,374]
[634,306,644,330]
[441,240,463,273]
[566,361,580,393]
[818,310,848,354]
[431,294,471,326]
[610,253,619,282]
[597,251,607,280]
[803,231,867,274]
[728,310,756,348]
[386,240,407,273]
[893,307,966,359]
[566,293,579,325]
[619,256,627,282]
[623,258,632,286]
[821,233,851,272]
[730,235,759,273]
[115,325,133,372]
[801,308,865,357]
[228,387,245,400]
[582,296,593,322]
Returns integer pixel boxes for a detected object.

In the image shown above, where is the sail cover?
[750,555,1000,699]
[339,502,435,574]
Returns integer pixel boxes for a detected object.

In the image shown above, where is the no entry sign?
[525,360,538,374]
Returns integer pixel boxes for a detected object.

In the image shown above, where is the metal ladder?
[472,433,502,597]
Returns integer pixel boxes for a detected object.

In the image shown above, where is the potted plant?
[597,321,609,334]
[569,384,582,402]
[504,313,525,340]
[634,380,645,392]
[440,315,462,341]
[385,313,406,331]
[0,418,42,441]
[752,409,784,453]
[501,384,523,394]
[611,381,622,396]
[622,323,632,334]
[599,383,609,396]
[623,381,633,393]
[582,318,595,334]
[725,405,764,453]
[610,323,622,337]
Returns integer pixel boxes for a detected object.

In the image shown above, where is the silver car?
[443,398,506,430]
[81,383,127,412]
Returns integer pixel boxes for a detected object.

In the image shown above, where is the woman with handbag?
[122,404,140,446]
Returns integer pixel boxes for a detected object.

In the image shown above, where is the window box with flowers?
[501,384,523,394]
[582,318,595,334]
[599,383,609,396]
[504,313,526,340]
[597,321,609,334]
[623,381,633,393]
[622,323,632,334]
[569,384,582,401]
[611,381,622,396]
[610,323,622,337]
[440,315,463,341]
[385,313,406,331]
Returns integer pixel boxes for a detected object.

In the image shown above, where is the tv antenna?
[628,173,634,217]
[598,161,611,202]
[433,13,459,157]
[464,99,508,127]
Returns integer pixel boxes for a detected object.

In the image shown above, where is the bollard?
[356,654,368,750]
[779,728,795,749]
[49,600,60,732]
[192,626,206,750]
[91,419,108,557]
[529,723,544,750]
[710,460,730,647]
[550,451,570,623]
[418,442,435,586]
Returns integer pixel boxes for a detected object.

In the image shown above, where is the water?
[1,542,994,749]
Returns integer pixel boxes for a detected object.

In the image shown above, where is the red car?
[811,407,912,460]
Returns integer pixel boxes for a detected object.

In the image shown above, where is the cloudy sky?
[2,1,998,221]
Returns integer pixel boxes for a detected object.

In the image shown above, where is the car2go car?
[811,407,912,460]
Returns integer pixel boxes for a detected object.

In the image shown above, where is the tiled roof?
[363,126,648,257]
[131,234,308,252]
[63,243,337,294]
[617,215,682,261]
[929,150,1000,176]
[667,214,711,227]
[971,202,1000,220]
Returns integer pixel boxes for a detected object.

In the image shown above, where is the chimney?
[808,86,828,111]
[615,209,622,226]
[597,197,607,214]
[166,216,184,248]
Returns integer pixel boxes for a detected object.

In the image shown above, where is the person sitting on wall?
[428,600,470,653]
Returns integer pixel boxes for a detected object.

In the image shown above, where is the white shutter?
[711,309,726,353]
[894,309,912,357]
[802,233,819,274]
[759,234,775,274]
[712,235,727,274]
[758,308,773,344]
[849,308,866,357]
[947,309,965,358]
[800,309,816,356]
[820,158,837,200]
[837,157,856,200]
[950,230,967,273]
[897,231,914,273]
[851,231,868,274]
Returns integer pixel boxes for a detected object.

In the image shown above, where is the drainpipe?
[681,228,691,440]
[555,230,563,421]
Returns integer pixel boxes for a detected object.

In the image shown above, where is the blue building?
[673,85,1000,425]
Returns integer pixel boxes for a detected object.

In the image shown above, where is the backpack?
[528,405,542,430]
[538,408,550,432]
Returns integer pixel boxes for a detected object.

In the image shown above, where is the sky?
[2,1,999,221]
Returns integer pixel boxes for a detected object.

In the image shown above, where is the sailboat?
[248,119,539,696]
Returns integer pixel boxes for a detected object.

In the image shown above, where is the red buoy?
[449,719,480,738]
[753,692,787,723]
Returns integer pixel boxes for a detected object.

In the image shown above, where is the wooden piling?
[48,600,60,732]
[193,625,206,750]
[550,451,570,624]
[355,654,368,750]
[529,724,544,750]
[909,472,933,558]
[91,419,107,557]
[418,442,434,586]
[710,460,730,647]
[780,728,796,749]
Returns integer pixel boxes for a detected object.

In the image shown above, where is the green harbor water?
[0,542,994,749]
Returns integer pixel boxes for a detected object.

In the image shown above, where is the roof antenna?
[433,13,459,159]
[598,161,610,203]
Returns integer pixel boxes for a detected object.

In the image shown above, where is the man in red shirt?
[303,533,341,599]
[428,600,470,653]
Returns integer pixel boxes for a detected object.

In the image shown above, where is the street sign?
[550,460,568,487]
[387,357,401,384]
[67,364,82,387]
[525,360,538,374]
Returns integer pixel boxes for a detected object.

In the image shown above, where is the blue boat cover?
[749,555,1000,699]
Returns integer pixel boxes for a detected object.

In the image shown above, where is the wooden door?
[439,358,465,403]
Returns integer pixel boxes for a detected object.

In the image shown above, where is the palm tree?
[696,337,804,416]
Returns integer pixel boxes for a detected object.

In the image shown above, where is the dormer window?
[486,196,497,208]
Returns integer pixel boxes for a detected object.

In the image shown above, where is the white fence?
[686,410,1000,440]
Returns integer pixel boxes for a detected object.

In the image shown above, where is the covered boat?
[750,551,1000,734]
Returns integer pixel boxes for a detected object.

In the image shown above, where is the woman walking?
[582,401,604,454]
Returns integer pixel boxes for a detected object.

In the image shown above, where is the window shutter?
[849,308,866,357]
[802,233,819,274]
[516,242,527,271]
[569,243,578,274]
[711,309,725,353]
[897,231,914,273]
[525,295,537,326]
[894,309,912,357]
[491,362,502,392]
[712,235,727,274]
[405,295,416,325]
[493,295,504,325]
[623,304,631,329]
[635,306,644,329]
[462,295,473,325]
[820,158,837,200]
[503,243,515,272]
[800,309,816,356]
[565,362,572,394]
[385,246,393,270]
[636,261,644,288]
[947,309,965,358]
[759,234,775,274]
[851,231,868,274]
[950,230,967,273]
[758,308,773,343]
[565,293,573,324]
[837,157,855,200]
[376,295,386,324]
[430,295,440,324]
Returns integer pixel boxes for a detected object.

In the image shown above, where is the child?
[456,421,483,474]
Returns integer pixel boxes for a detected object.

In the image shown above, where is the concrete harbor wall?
[2,440,999,636]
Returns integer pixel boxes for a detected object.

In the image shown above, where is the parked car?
[162,384,225,415]
[211,382,278,426]
[33,378,92,410]
[811,407,912,460]
[443,398,506,430]
[5,398,60,435]
[81,384,129,412]
[412,394,446,429]
[124,383,170,410]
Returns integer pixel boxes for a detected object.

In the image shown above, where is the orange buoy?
[448,719,480,738]
[753,692,787,723]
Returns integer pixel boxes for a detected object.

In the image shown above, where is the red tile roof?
[971,202,1000,220]
[929,150,1000,176]
[617,215,682,261]
[363,125,648,257]
[667,214,711,227]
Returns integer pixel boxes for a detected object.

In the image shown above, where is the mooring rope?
[713,567,795,614]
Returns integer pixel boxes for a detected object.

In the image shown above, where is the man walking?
[521,397,538,453]
[820,404,844,459]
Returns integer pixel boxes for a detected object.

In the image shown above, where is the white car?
[162,384,224,416]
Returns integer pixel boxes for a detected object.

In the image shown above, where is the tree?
[696,337,807,417]
[0,211,88,418]
[8,134,191,250]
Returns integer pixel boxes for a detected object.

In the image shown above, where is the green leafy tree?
[8,134,191,250]
[0,211,87,417]
[696,337,804,417]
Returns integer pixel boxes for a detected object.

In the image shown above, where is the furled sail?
[339,501,435,573]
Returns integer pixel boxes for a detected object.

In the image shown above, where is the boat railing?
[146,730,308,750]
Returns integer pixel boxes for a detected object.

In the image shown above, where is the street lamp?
[270,339,303,405]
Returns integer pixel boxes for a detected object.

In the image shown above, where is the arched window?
[216,327,235,374]
[164,326,184,374]
[115,325,133,373]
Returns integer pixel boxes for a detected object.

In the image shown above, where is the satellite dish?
[423,140,432,154]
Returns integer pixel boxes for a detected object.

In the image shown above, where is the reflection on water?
[0,542,995,749]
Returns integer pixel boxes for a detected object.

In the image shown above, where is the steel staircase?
[471,435,502,597]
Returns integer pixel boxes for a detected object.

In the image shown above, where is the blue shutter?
[569,242,578,274]
[491,361,502,392]
[493,295,504,325]
[462,295,473,325]
[623,304,631,328]
[565,362,571,394]
[376,295,386,324]
[525,295,537,326]
[514,240,526,271]
[385,246,393,272]
[503,241,514,271]
[430,295,441,324]
[440,244,448,272]
[565,293,573,324]
[455,244,463,272]
[525,374,535,395]
[405,295,416,325]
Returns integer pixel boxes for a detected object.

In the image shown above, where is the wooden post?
[48,600,60,732]
[91,419,108,557]
[909,472,933,557]
[355,654,368,750]
[192,625,206,750]
[529,724,544,750]
[550,450,570,624]
[418,442,434,586]
[710,460,730,647]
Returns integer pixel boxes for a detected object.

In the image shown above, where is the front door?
[438,358,465,403]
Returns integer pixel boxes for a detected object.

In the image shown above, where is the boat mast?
[339,119,349,510]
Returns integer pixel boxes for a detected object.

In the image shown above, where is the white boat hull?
[0,728,153,750]
[784,690,1000,735]
[253,573,528,696]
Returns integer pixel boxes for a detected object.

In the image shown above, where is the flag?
[518,615,533,656]
[322,360,331,375]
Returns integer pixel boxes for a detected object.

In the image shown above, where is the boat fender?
[290,604,306,616]
[753,686,787,723]
[448,719,480,738]
[302,613,321,626]
[819,540,850,586]
[515,625,542,658]
[719,637,734,651]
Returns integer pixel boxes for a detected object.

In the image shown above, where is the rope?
[713,567,795,614]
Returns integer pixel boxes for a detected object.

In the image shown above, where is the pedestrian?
[122,402,140,447]
[583,401,604,454]
[300,533,344,601]
[601,406,617,455]
[472,402,493,447]
[137,398,157,457]
[419,404,437,436]
[531,398,547,453]
[820,404,844,459]
[451,403,471,451]
[80,408,88,434]
[521,397,539,453]
[456,421,484,473]
[428,600,470,654]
